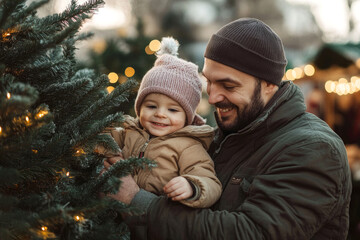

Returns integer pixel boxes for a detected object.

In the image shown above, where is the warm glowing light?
[106,86,114,93]
[75,148,85,156]
[304,65,315,76]
[36,110,48,119]
[125,67,135,77]
[2,28,20,41]
[108,72,119,83]
[32,149,38,154]
[74,215,85,222]
[325,81,336,93]
[66,172,70,177]
[25,116,30,122]
[145,45,155,55]
[293,67,303,79]
[355,79,360,89]
[0,126,2,134]
[6,92,11,99]
[149,39,161,52]
[41,226,48,231]
[351,76,358,84]
[356,59,360,68]
[338,78,348,84]
[285,69,295,80]
[336,83,346,95]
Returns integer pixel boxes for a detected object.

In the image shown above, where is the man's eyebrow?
[216,78,239,84]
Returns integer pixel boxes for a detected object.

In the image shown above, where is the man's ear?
[262,81,279,94]
[261,81,279,104]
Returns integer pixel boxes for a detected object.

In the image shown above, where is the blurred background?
[35,0,360,238]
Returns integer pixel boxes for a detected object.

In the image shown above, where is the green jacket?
[127,81,352,240]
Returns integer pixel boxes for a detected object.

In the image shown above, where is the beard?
[215,80,265,135]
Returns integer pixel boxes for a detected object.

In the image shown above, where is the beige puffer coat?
[109,116,222,208]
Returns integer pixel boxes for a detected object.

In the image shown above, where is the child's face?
[139,93,186,137]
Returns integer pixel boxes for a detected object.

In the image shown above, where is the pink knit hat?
[135,37,205,125]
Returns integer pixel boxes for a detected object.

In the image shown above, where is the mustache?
[214,100,236,109]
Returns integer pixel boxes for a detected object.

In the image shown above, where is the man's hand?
[103,156,140,205]
[163,176,193,201]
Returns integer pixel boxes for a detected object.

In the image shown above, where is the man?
[106,18,352,239]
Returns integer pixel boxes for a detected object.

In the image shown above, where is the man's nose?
[207,85,224,105]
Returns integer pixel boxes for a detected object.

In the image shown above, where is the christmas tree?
[0,0,152,239]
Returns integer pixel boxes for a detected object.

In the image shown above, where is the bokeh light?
[304,64,315,76]
[108,72,119,83]
[125,67,135,77]
[107,86,115,93]
[145,45,155,55]
[149,39,161,52]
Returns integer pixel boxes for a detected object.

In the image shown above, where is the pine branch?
[60,78,137,134]
[7,0,50,30]
[40,0,104,31]
[0,0,26,29]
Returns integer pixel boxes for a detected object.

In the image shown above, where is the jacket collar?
[123,115,215,149]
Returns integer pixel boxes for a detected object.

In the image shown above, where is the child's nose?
[154,108,166,118]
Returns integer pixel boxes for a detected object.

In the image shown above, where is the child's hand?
[103,155,123,170]
[163,176,193,201]
[100,155,123,177]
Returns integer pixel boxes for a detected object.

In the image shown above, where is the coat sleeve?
[109,127,126,149]
[127,141,351,240]
[176,144,222,208]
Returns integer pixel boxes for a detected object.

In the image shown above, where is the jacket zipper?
[215,133,237,155]
[138,140,149,158]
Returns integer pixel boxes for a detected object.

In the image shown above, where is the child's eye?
[169,108,179,112]
[146,105,156,109]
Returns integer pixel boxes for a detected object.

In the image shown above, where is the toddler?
[103,37,221,208]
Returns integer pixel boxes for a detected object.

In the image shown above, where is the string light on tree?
[1,28,17,41]
[34,225,56,239]
[6,92,11,99]
[74,215,85,222]
[36,110,48,119]
[75,148,85,156]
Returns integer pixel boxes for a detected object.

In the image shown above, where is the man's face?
[202,58,266,133]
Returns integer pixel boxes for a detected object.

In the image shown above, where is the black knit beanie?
[204,18,287,86]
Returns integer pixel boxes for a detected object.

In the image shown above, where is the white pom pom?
[157,37,179,56]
